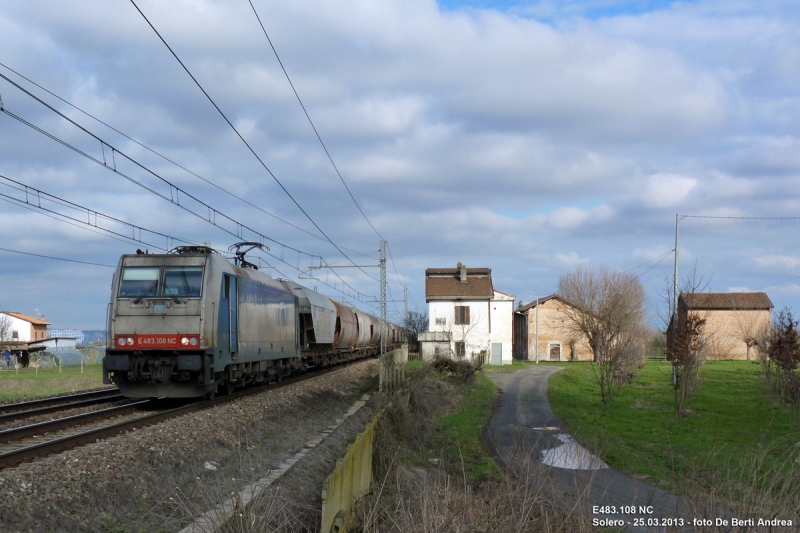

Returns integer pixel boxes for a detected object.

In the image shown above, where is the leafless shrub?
[558,265,647,409]
[430,355,482,382]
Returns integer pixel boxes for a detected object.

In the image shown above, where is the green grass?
[0,364,106,402]
[431,373,502,481]
[482,359,539,373]
[405,359,425,372]
[547,361,800,492]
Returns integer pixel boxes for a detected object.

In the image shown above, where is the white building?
[0,311,50,343]
[28,337,78,352]
[425,263,514,365]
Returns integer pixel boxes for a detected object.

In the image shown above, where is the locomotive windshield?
[118,267,160,297]
[118,265,204,298]
[163,266,203,297]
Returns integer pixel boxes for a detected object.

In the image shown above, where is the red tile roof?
[681,292,773,310]
[425,267,494,300]
[1,311,50,325]
[516,294,578,312]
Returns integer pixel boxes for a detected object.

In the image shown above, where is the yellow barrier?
[320,412,380,533]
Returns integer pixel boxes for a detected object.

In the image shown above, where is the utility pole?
[306,242,387,355]
[674,213,680,317]
[380,239,387,356]
[535,293,539,364]
[403,284,408,320]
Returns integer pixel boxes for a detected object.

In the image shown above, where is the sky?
[1,0,799,330]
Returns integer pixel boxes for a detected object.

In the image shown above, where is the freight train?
[102,244,400,398]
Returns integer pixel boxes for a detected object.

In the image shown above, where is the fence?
[379,346,407,393]
[320,412,381,533]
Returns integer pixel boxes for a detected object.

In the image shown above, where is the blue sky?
[1,0,800,330]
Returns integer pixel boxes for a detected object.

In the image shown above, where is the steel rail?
[0,358,372,469]
[0,388,119,414]
[0,394,125,424]
[0,400,151,444]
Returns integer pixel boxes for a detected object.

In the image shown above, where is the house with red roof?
[421,263,514,365]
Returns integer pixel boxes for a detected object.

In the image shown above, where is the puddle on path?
[540,433,608,470]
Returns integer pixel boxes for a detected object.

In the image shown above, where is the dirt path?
[486,365,692,533]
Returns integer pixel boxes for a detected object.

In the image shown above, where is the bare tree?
[765,308,800,400]
[729,295,771,362]
[558,265,647,409]
[431,307,485,363]
[402,310,429,344]
[0,311,12,352]
[665,265,710,417]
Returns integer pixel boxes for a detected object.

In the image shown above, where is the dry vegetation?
[348,361,597,533]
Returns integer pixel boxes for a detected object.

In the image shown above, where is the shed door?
[549,343,561,361]
[491,343,502,365]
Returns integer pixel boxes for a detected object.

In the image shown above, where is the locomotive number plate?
[115,334,199,349]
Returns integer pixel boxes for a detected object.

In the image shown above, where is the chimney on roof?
[457,262,467,283]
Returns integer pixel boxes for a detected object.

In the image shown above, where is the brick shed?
[670,292,773,361]
[514,295,593,362]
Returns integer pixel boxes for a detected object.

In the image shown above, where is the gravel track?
[0,398,134,432]
[0,360,380,533]
[0,387,117,407]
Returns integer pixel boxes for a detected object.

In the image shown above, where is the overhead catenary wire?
[0,61,377,260]
[247,0,384,241]
[0,196,143,249]
[0,93,376,302]
[0,173,198,252]
[0,246,116,268]
[0,285,110,299]
[246,3,408,309]
[129,0,376,283]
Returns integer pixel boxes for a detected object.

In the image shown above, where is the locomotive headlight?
[181,337,189,346]
[189,337,198,346]
[126,337,134,346]
[118,337,125,346]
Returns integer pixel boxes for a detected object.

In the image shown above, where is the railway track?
[0,389,123,425]
[0,360,370,469]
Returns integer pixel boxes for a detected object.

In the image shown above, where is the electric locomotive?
[103,244,398,398]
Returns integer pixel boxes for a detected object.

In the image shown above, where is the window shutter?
[465,306,470,324]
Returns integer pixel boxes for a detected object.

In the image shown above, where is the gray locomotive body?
[103,248,399,398]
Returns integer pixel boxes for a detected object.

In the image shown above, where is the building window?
[455,341,465,358]
[12,330,18,340]
[435,317,446,326]
[454,306,470,325]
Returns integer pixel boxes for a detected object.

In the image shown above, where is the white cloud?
[755,255,800,272]
[547,204,612,229]
[555,252,589,268]
[1,0,800,327]
[643,173,698,209]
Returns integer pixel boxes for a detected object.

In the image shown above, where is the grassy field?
[0,364,106,402]
[432,372,500,480]
[547,360,800,492]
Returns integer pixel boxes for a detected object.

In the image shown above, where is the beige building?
[513,295,593,361]
[671,292,773,361]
